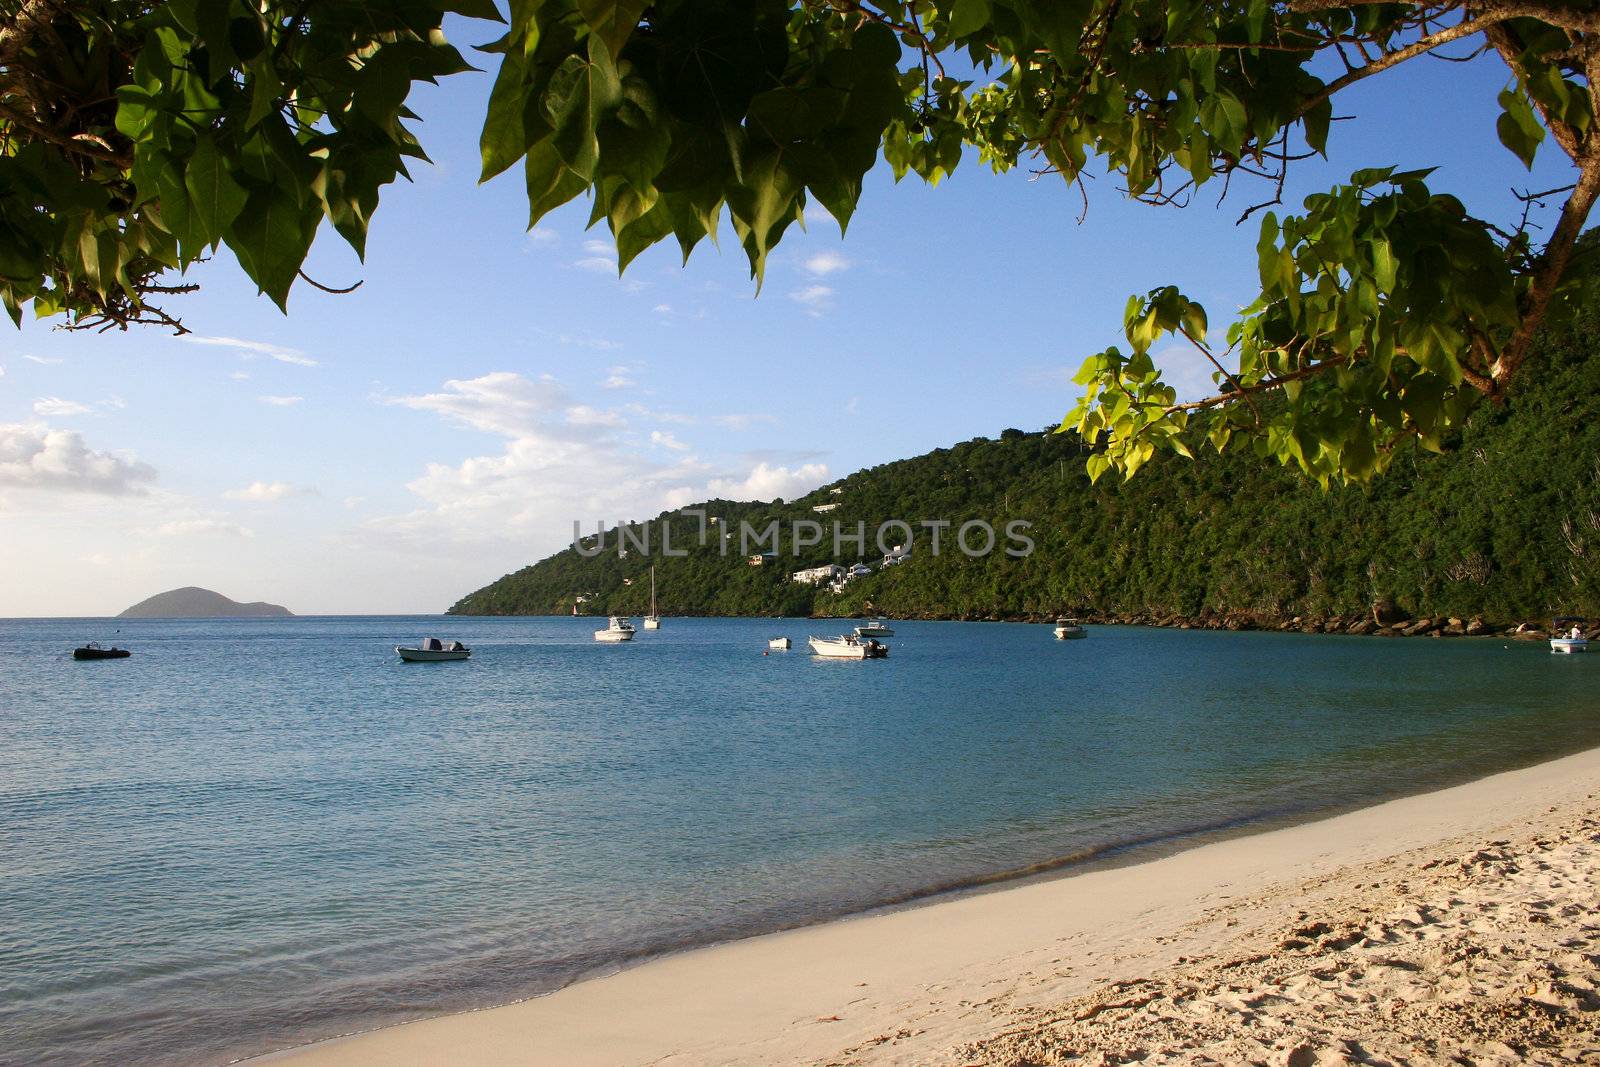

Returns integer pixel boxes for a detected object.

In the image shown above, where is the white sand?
[256,746,1600,1066]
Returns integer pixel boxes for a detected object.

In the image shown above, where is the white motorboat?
[768,637,791,650]
[1552,617,1589,654]
[853,618,895,637]
[595,616,636,642]
[643,566,660,629]
[397,638,470,662]
[808,634,888,659]
[1053,617,1087,640]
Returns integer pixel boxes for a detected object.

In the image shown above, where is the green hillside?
[450,287,1600,627]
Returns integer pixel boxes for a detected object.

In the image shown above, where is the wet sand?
[257,746,1600,1066]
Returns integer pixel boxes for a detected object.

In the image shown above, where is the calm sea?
[2,616,1596,1066]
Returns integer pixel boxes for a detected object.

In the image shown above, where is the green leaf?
[948,0,993,38]
[576,0,649,61]
[184,134,249,249]
[1496,87,1544,170]
[225,186,316,309]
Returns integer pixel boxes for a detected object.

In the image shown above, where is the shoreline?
[255,743,1600,1066]
[446,610,1567,641]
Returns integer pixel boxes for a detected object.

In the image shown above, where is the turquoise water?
[1,616,1596,1066]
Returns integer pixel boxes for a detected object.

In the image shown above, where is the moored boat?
[595,616,636,642]
[808,634,888,659]
[768,637,791,650]
[643,567,661,629]
[853,618,894,637]
[1552,616,1589,654]
[397,638,470,662]
[1053,617,1087,640]
[73,643,130,660]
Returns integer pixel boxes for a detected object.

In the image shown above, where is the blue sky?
[0,21,1579,616]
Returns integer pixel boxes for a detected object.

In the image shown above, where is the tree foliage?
[5,1,1600,482]
[0,0,491,330]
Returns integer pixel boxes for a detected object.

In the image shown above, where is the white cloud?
[602,365,636,390]
[704,462,831,503]
[803,251,850,276]
[845,395,861,416]
[259,395,304,407]
[557,333,624,351]
[149,518,255,539]
[789,284,834,315]
[573,256,615,273]
[582,239,611,254]
[653,304,673,314]
[230,371,251,381]
[365,374,814,566]
[224,480,316,502]
[0,423,157,495]
[527,229,560,246]
[100,395,127,411]
[32,397,92,417]
[183,335,320,367]
[390,373,583,439]
[23,354,63,365]
[650,430,689,451]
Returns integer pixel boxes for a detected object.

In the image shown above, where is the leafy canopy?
[5,1,1600,483]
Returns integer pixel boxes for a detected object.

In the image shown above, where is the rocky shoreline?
[847,607,1568,640]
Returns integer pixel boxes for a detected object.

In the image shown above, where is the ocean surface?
[2,615,1597,1066]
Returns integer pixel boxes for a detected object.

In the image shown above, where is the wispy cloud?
[697,462,830,504]
[149,518,255,539]
[258,395,305,407]
[23,354,63,365]
[573,238,615,273]
[650,430,689,451]
[789,284,834,316]
[803,251,850,276]
[223,480,317,502]
[602,364,637,390]
[183,335,320,367]
[32,397,93,417]
[556,333,624,351]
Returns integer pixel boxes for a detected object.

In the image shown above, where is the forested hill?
[451,292,1600,626]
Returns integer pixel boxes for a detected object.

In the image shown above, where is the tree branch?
[1292,11,1509,125]
[1165,361,1335,415]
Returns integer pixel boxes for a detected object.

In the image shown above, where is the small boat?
[643,567,660,629]
[1053,617,1087,640]
[397,638,471,662]
[808,634,888,659]
[595,616,636,642]
[73,642,130,660]
[853,618,895,637]
[1552,616,1589,654]
[768,637,791,650]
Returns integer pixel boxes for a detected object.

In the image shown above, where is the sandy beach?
[259,747,1600,1067]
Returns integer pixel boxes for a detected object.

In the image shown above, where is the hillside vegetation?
[451,287,1600,627]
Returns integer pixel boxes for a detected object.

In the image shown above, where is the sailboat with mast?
[643,565,661,629]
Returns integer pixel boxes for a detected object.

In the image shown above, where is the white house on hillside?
[792,564,846,586]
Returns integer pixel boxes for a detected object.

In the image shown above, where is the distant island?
[118,587,294,619]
